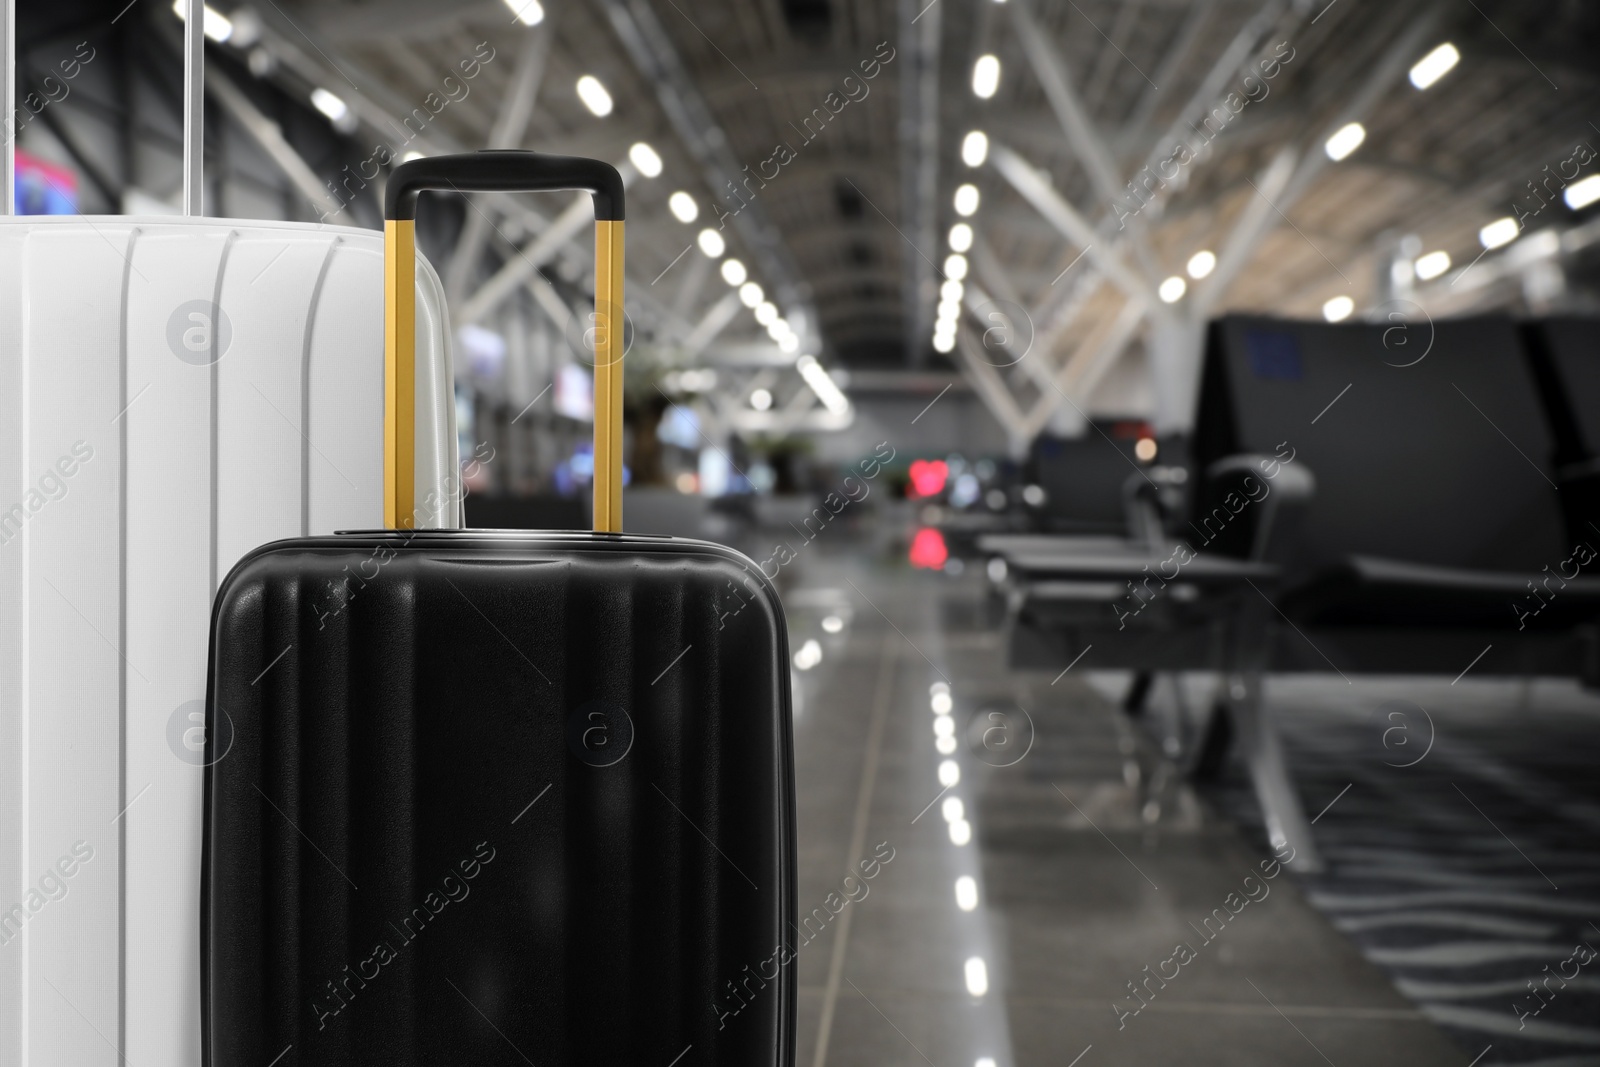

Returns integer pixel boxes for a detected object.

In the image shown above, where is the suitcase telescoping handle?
[3,0,206,214]
[383,151,627,532]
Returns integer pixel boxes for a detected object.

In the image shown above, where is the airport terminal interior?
[5,0,1600,1064]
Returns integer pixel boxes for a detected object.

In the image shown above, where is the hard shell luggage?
[202,153,798,1066]
[0,7,460,1062]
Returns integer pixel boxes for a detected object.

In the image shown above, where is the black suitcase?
[202,153,797,1066]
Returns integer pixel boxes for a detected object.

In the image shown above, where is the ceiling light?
[796,354,850,416]
[793,638,822,670]
[502,0,545,25]
[312,89,360,134]
[1322,295,1354,322]
[1158,275,1187,303]
[755,302,779,326]
[931,682,950,696]
[1414,250,1451,281]
[739,282,764,308]
[938,759,960,786]
[961,130,989,168]
[955,876,978,911]
[954,184,980,217]
[779,334,800,353]
[942,796,965,822]
[934,715,955,739]
[1564,174,1600,210]
[972,55,1000,99]
[944,253,969,280]
[767,321,789,342]
[1479,217,1519,249]
[1186,250,1216,279]
[822,615,844,633]
[668,191,699,223]
[948,223,973,252]
[627,142,663,178]
[172,0,233,42]
[1324,122,1366,162]
[964,956,988,996]
[938,299,961,321]
[1134,437,1158,463]
[402,151,426,163]
[310,87,349,124]
[720,258,747,286]
[932,691,953,713]
[697,228,726,257]
[576,75,613,117]
[941,279,964,302]
[933,332,956,354]
[750,388,773,412]
[1408,42,1459,90]
[950,818,972,845]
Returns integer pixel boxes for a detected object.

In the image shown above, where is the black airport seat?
[1522,315,1600,536]
[1199,314,1600,676]
[1027,432,1149,535]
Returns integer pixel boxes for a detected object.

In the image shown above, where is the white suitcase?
[0,8,462,1063]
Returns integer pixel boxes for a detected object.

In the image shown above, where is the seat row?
[980,313,1600,869]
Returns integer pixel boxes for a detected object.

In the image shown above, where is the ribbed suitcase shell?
[203,531,796,1067]
[0,217,460,1066]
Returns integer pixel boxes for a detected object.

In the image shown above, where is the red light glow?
[909,527,949,570]
[908,459,949,498]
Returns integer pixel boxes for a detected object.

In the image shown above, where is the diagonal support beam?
[1194,145,1297,317]
[445,24,554,305]
[991,144,1158,308]
[205,65,342,218]
[670,249,714,327]
[1125,0,1214,137]
[682,290,745,354]
[597,0,809,313]
[963,248,1069,404]
[1008,0,1159,283]
[956,325,1030,454]
[1020,0,1298,333]
[456,159,639,327]
[1021,297,1146,440]
[1195,5,1444,316]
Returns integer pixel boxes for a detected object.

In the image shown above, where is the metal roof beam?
[596,0,812,318]
[445,23,554,306]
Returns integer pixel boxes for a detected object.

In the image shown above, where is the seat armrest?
[1198,453,1315,562]
[1121,465,1189,549]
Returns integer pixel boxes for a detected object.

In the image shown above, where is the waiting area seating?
[982,313,1600,870]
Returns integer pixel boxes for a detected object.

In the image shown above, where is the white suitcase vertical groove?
[208,232,238,597]
[18,224,137,1064]
[126,228,230,1067]
[301,238,340,536]
[117,227,133,1067]
[217,234,340,572]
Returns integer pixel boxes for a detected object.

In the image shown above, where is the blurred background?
[12,0,1600,1063]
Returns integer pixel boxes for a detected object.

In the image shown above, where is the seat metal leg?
[1226,672,1323,873]
[1123,670,1155,716]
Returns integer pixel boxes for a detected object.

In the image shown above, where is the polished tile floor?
[775,546,1472,1067]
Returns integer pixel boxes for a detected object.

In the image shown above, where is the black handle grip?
[384,150,626,222]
